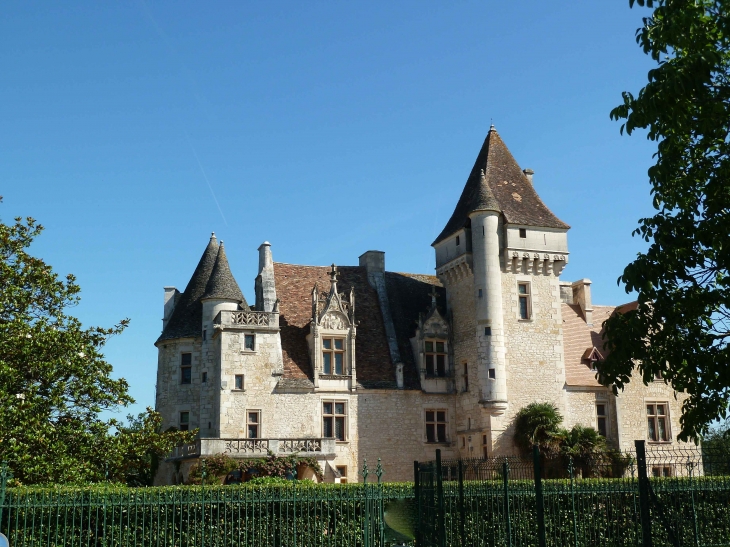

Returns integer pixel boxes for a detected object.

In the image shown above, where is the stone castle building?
[155,127,685,484]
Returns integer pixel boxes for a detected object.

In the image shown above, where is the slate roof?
[156,235,247,344]
[201,242,247,304]
[274,263,443,390]
[434,127,570,245]
[562,303,616,387]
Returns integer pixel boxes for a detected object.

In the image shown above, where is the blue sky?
[1,1,658,417]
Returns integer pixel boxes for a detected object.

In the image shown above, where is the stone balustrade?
[215,310,279,330]
[167,438,335,461]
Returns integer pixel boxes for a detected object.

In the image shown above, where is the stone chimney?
[255,241,277,312]
[572,279,593,326]
[163,287,180,330]
[523,168,534,185]
[358,250,385,275]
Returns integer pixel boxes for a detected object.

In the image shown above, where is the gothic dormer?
[308,265,357,391]
[411,288,452,393]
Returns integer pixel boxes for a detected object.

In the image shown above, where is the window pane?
[323,353,332,374]
[335,417,345,441]
[663,467,671,477]
[658,417,667,441]
[180,424,189,431]
[426,423,435,443]
[334,339,343,350]
[657,404,666,416]
[235,376,243,390]
[180,412,189,424]
[181,353,192,366]
[323,339,332,349]
[181,367,191,384]
[436,341,445,353]
[519,297,528,319]
[335,403,345,415]
[323,402,332,415]
[323,417,333,438]
[436,355,445,376]
[426,354,435,375]
[426,411,434,422]
[437,411,446,422]
[647,405,655,416]
[248,412,259,424]
[437,423,446,442]
[648,418,656,441]
[518,284,527,295]
[244,335,255,351]
[425,341,434,352]
[335,353,343,375]
[652,467,661,478]
[596,404,606,416]
[597,417,607,437]
[248,424,258,439]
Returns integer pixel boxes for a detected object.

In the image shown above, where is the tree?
[513,402,563,456]
[601,0,730,441]
[0,203,194,484]
[557,425,608,477]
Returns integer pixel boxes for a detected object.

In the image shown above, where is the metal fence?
[414,441,730,547]
[0,460,412,547]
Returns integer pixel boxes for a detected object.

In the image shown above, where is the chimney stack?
[571,279,593,326]
[523,168,534,185]
[255,241,278,312]
[163,287,180,330]
[358,250,385,275]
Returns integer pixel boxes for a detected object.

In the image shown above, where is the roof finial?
[430,285,438,307]
[490,119,495,131]
[211,232,216,239]
[330,263,338,282]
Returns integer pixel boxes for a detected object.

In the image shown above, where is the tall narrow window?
[463,363,469,392]
[518,283,531,320]
[244,334,255,351]
[234,374,244,390]
[202,371,207,383]
[482,434,489,459]
[425,410,447,443]
[323,338,345,375]
[456,235,460,246]
[596,403,608,437]
[179,411,190,431]
[425,340,447,377]
[247,410,260,438]
[323,401,347,441]
[180,353,192,384]
[647,403,670,442]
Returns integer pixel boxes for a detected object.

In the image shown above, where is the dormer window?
[582,347,605,371]
[323,338,345,375]
[425,339,447,377]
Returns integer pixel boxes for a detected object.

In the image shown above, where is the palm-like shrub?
[557,425,608,477]
[513,402,563,457]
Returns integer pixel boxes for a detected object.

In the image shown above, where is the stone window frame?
[179,411,190,431]
[233,374,245,391]
[424,408,449,444]
[517,281,533,321]
[646,401,672,443]
[336,465,348,484]
[651,465,673,478]
[595,402,609,438]
[322,400,348,442]
[322,337,347,375]
[246,409,261,439]
[243,333,256,353]
[180,353,192,385]
[423,339,448,378]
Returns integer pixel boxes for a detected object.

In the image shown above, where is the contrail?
[185,132,228,226]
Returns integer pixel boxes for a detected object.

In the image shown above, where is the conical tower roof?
[157,233,242,344]
[202,242,247,304]
[433,127,569,245]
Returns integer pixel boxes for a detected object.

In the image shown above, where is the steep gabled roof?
[433,127,570,245]
[202,242,247,305]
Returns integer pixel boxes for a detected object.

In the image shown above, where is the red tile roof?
[562,303,616,387]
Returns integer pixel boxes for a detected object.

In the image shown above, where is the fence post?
[533,445,547,547]
[503,460,512,547]
[436,449,446,547]
[569,457,578,547]
[362,459,370,547]
[414,461,421,547]
[458,460,465,544]
[635,440,653,547]
[0,462,8,531]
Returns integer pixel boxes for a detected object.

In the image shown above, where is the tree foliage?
[513,402,564,456]
[0,203,194,484]
[601,0,730,441]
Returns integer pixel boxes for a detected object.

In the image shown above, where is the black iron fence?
[414,441,730,547]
